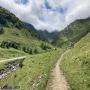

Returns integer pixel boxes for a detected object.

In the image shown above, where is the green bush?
[0,41,20,49]
[40,43,51,50]
[34,48,38,54]
[22,47,33,54]
[0,27,4,34]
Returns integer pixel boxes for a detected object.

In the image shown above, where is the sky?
[0,0,90,32]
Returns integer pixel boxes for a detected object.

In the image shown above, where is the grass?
[60,33,90,90]
[0,47,26,60]
[0,27,54,54]
[0,27,44,47]
[0,7,53,53]
[0,47,26,71]
[54,18,90,47]
[0,49,64,90]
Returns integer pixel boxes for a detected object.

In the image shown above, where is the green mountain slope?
[53,18,90,47]
[60,32,90,90]
[0,7,58,43]
[0,7,53,54]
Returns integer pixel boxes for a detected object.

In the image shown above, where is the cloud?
[0,0,90,32]
[65,0,90,23]
[15,0,29,4]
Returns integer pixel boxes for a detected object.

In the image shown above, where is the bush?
[0,41,20,49]
[27,47,33,54]
[40,43,51,50]
[22,47,26,52]
[34,48,38,54]
[0,27,4,34]
[19,62,23,68]
[22,47,33,54]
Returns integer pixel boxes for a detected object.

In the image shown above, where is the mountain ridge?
[0,7,53,54]
[52,18,90,47]
[0,6,90,49]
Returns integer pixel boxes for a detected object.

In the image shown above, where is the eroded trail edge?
[46,50,70,90]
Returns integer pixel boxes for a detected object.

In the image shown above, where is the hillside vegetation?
[0,7,53,54]
[0,48,26,60]
[60,33,90,90]
[0,49,64,90]
[0,6,90,90]
[53,18,90,47]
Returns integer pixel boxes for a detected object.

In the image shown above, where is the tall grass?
[0,49,64,90]
[60,33,90,90]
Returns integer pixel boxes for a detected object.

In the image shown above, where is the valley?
[0,6,90,90]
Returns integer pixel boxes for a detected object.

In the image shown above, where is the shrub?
[19,62,23,68]
[40,43,51,50]
[22,47,33,54]
[0,27,4,34]
[0,41,20,49]
[34,48,38,53]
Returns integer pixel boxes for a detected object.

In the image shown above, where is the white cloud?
[0,0,90,32]
[66,0,90,23]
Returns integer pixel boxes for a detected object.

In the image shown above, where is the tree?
[34,48,38,53]
[29,48,33,54]
[22,47,26,52]
[0,27,4,34]
[40,43,51,50]
[0,41,20,49]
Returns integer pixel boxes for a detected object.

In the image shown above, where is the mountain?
[37,30,59,42]
[52,18,90,47]
[0,6,58,43]
[1,6,90,50]
[24,23,59,43]
[0,6,90,90]
[0,7,53,54]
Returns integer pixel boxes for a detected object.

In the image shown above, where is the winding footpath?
[46,50,70,90]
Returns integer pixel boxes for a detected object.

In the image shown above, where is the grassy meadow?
[0,49,64,90]
[0,27,42,47]
[60,33,90,90]
[0,48,26,60]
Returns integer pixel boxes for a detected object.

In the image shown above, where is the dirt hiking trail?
[46,50,70,90]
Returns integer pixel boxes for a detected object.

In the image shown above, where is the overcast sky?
[0,0,90,32]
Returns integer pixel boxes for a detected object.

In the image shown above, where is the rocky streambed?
[0,57,25,79]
